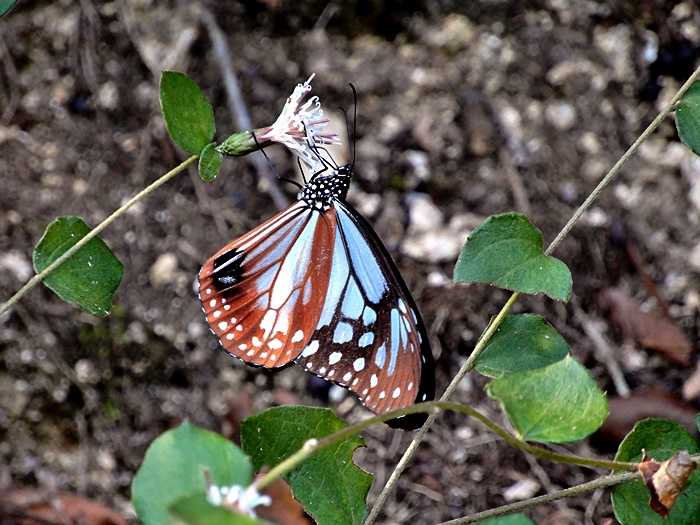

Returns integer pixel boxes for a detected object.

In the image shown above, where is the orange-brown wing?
[198,201,336,367]
[295,201,434,429]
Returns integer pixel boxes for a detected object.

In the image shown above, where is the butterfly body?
[199,165,435,429]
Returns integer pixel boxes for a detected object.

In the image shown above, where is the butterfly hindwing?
[295,200,435,424]
[199,201,336,367]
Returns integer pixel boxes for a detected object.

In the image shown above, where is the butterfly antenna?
[302,122,333,178]
[251,130,301,190]
[349,82,358,169]
[297,157,308,184]
[315,146,339,169]
[339,106,352,167]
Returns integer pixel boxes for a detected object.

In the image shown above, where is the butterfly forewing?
[198,201,335,367]
[295,200,435,422]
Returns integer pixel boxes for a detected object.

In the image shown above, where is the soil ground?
[1,1,700,524]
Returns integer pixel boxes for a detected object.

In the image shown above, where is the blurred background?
[1,1,700,523]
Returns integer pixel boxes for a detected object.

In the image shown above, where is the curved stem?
[441,453,700,524]
[0,155,198,317]
[439,471,640,525]
[365,63,700,525]
[251,401,635,493]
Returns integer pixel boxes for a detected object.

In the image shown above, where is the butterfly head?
[298,164,353,210]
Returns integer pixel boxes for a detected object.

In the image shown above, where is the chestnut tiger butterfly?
[198,112,435,430]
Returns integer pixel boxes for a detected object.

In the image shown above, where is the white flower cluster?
[206,484,271,517]
[259,73,339,174]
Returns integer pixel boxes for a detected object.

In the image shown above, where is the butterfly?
[198,131,435,430]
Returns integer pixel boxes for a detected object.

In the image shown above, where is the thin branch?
[0,155,198,317]
[544,66,700,256]
[250,401,635,494]
[577,307,630,397]
[442,453,700,524]
[365,63,700,525]
[437,471,640,525]
[199,7,288,210]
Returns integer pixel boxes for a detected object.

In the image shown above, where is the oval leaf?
[199,143,224,182]
[0,0,18,17]
[32,216,123,317]
[132,421,252,525]
[675,81,700,156]
[453,213,572,301]
[475,314,569,378]
[612,419,700,525]
[160,71,215,155]
[487,355,608,443]
[241,406,372,525]
[480,515,535,525]
[169,494,260,525]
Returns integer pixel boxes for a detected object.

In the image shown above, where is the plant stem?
[365,293,520,523]
[250,401,635,493]
[365,63,700,525]
[438,471,640,525]
[545,66,700,256]
[0,155,198,317]
[442,453,700,524]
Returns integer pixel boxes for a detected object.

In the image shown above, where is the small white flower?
[206,484,271,518]
[258,74,340,173]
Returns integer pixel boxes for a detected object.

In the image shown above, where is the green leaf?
[487,355,607,443]
[241,406,372,525]
[453,213,572,301]
[32,216,123,317]
[475,314,569,378]
[479,515,535,525]
[612,419,700,525]
[132,421,252,525]
[0,0,18,17]
[198,143,223,182]
[169,494,260,525]
[160,71,215,155]
[675,81,700,156]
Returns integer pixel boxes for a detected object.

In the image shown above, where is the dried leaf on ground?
[599,387,699,445]
[598,288,694,365]
[0,489,126,525]
[257,479,310,525]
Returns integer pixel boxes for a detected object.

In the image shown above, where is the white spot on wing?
[362,306,376,326]
[353,358,365,371]
[329,352,342,365]
[332,322,353,344]
[291,330,304,343]
[302,340,319,357]
[358,332,374,347]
